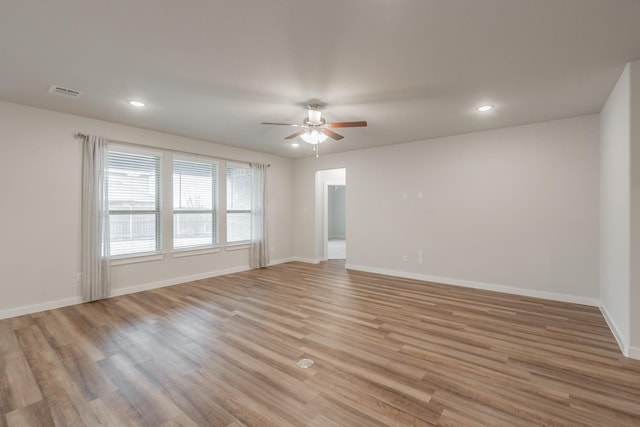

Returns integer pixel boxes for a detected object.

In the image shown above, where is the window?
[226,164,251,244]
[108,150,161,256]
[173,158,218,249]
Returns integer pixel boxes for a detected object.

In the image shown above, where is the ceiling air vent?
[48,85,83,99]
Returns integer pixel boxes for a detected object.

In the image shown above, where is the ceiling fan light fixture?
[300,129,329,145]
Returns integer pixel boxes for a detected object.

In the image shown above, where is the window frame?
[171,155,220,252]
[107,145,163,259]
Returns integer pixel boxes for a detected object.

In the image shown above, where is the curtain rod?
[74,133,270,167]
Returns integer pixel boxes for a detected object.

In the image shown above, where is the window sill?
[172,246,221,258]
[111,253,165,266]
[226,242,250,251]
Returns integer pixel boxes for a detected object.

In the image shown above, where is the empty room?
[1,1,640,426]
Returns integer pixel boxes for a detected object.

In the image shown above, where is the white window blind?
[226,165,251,243]
[173,159,218,249]
[107,150,161,256]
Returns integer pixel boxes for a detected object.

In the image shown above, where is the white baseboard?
[292,257,321,264]
[0,258,307,321]
[0,265,252,320]
[0,296,83,320]
[599,307,640,360]
[345,264,600,307]
[6,260,637,361]
[600,305,630,358]
[268,257,296,266]
[110,265,250,297]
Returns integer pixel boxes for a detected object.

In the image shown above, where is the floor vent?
[296,358,314,369]
[48,85,83,99]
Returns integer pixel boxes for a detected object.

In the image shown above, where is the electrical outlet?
[402,255,408,262]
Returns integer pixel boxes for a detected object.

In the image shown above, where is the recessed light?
[291,143,300,148]
[127,100,145,107]
[477,104,493,112]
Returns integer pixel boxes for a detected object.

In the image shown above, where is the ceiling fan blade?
[321,129,344,140]
[285,130,306,140]
[261,122,302,127]
[325,121,368,128]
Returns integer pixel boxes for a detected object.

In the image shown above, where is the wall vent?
[48,85,83,99]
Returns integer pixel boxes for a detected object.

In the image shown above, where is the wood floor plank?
[2,352,43,411]
[136,363,237,427]
[88,398,131,427]
[432,389,540,427]
[2,260,640,426]
[14,324,102,426]
[5,400,55,427]
[98,354,184,426]
[90,390,147,426]
[306,365,442,426]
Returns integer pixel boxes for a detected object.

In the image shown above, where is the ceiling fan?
[261,104,367,146]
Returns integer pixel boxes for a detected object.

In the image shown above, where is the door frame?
[314,168,346,261]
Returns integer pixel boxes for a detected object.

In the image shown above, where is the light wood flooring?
[1,261,640,426]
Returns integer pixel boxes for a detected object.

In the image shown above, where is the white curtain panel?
[249,163,269,268]
[81,135,111,301]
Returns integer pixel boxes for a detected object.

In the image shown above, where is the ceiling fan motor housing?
[307,107,323,125]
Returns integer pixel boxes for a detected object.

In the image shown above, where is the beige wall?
[630,61,640,356]
[0,101,294,318]
[294,115,600,304]
[600,64,631,354]
[600,60,640,359]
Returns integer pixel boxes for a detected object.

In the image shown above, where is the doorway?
[315,168,346,261]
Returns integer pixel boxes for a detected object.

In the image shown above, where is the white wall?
[630,61,640,355]
[600,64,632,354]
[0,101,294,318]
[294,115,600,304]
[599,60,640,359]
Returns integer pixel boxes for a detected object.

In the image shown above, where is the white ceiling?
[1,0,640,158]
